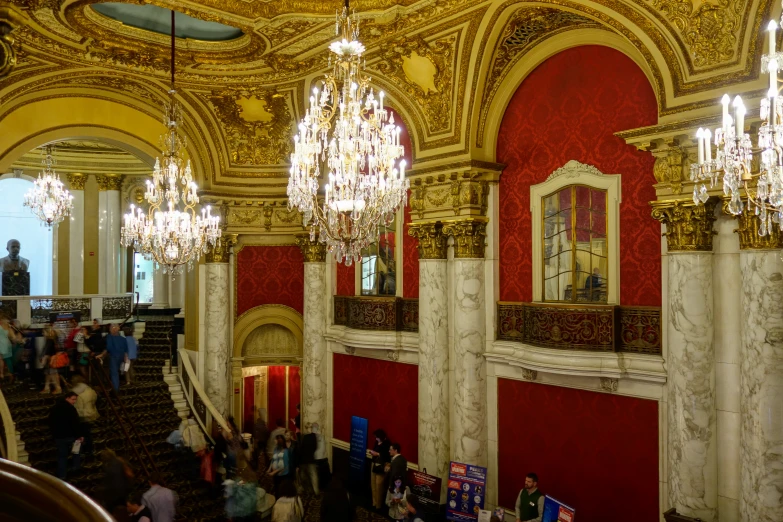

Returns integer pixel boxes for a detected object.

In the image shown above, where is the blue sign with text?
[348,416,369,486]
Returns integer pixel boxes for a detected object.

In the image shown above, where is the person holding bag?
[42,324,66,394]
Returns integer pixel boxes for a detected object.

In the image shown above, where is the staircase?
[3,320,226,522]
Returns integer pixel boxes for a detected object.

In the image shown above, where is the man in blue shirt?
[124,325,138,385]
[100,324,128,391]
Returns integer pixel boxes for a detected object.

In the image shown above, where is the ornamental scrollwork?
[102,296,132,321]
[31,298,91,323]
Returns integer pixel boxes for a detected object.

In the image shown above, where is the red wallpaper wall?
[332,353,418,463]
[268,365,287,429]
[497,379,658,522]
[497,45,661,306]
[288,366,301,430]
[335,263,355,296]
[236,246,304,316]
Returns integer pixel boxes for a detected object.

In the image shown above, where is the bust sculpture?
[0,239,30,272]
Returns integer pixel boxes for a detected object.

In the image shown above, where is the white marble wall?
[451,258,487,466]
[418,259,450,489]
[739,251,783,522]
[667,253,717,521]
[303,262,327,431]
[205,262,230,416]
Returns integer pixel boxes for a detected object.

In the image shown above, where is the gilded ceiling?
[0,0,776,196]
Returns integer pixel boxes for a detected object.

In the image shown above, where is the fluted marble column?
[443,219,487,466]
[66,173,86,295]
[296,236,327,431]
[97,174,123,294]
[653,201,718,522]
[735,214,783,522]
[409,223,450,487]
[204,237,235,417]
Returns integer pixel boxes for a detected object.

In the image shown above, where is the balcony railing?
[334,296,418,332]
[497,302,662,355]
[0,293,133,326]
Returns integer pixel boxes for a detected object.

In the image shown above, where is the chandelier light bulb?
[23,145,74,228]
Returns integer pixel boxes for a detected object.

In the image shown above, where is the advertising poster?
[407,469,442,514]
[542,495,575,522]
[348,416,368,487]
[446,461,487,521]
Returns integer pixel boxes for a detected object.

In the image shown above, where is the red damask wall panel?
[497,379,658,522]
[267,366,287,429]
[332,353,418,463]
[335,263,355,296]
[497,45,660,306]
[236,246,304,316]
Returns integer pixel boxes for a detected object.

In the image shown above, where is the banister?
[0,458,114,521]
[177,348,230,441]
[0,384,18,462]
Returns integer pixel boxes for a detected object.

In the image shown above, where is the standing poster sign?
[446,461,487,521]
[542,495,575,522]
[407,469,442,514]
[348,416,369,487]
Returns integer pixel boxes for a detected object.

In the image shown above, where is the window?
[530,160,620,304]
[360,220,396,296]
[543,185,607,303]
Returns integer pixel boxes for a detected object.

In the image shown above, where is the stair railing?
[89,358,159,477]
[0,384,18,461]
[176,348,230,443]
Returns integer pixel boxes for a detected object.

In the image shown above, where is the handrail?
[89,358,158,477]
[177,348,230,442]
[0,458,114,521]
[0,384,18,462]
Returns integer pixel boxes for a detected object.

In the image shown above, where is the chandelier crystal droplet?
[120,11,220,274]
[23,145,73,228]
[287,1,408,266]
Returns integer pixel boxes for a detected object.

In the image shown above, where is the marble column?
[653,201,718,522]
[97,174,123,294]
[170,271,186,314]
[66,173,86,295]
[409,223,450,486]
[735,214,783,522]
[296,235,327,431]
[151,265,170,309]
[204,237,235,417]
[443,219,488,467]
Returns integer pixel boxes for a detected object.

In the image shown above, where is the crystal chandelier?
[691,12,783,236]
[287,0,408,266]
[121,11,220,273]
[23,145,73,228]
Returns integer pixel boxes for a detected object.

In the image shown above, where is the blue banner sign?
[446,461,487,521]
[348,416,369,486]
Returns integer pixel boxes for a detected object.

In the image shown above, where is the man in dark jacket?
[389,442,408,487]
[49,391,83,479]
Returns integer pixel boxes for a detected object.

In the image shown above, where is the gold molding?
[66,172,87,190]
[407,222,448,260]
[442,218,487,259]
[723,201,783,250]
[294,234,326,263]
[205,233,238,264]
[95,173,122,191]
[651,200,717,252]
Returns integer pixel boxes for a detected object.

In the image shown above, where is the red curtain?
[497,379,658,522]
[287,366,301,431]
[267,366,287,430]
[243,375,255,433]
[332,354,418,463]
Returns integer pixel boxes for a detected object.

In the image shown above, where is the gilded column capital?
[407,222,447,260]
[294,234,327,263]
[723,201,783,250]
[442,218,487,259]
[96,174,123,191]
[66,173,87,191]
[651,200,717,252]
[205,233,237,264]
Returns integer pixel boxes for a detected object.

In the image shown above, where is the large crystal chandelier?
[287,0,408,265]
[23,145,73,228]
[691,8,783,237]
[121,11,220,273]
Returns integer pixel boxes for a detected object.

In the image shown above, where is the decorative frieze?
[599,377,619,393]
[651,200,717,252]
[294,234,327,263]
[205,233,237,264]
[66,172,87,190]
[96,173,123,191]
[442,218,487,259]
[407,162,501,222]
[407,222,448,259]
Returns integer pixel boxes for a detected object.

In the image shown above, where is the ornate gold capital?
[66,173,87,191]
[407,222,447,260]
[294,234,326,263]
[724,201,783,250]
[442,218,487,258]
[96,174,123,191]
[651,200,717,252]
[205,233,237,264]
